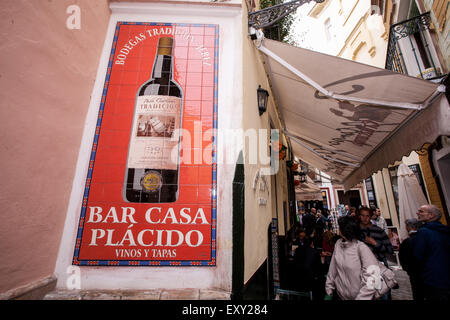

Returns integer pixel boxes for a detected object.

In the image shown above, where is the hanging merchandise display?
[278,141,287,160]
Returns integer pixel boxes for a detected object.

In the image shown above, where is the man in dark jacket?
[399,218,423,300]
[414,204,450,300]
[293,237,322,300]
[358,207,393,266]
[301,208,316,238]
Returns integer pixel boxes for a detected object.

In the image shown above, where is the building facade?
[0,0,294,299]
[1,0,447,300]
[293,0,449,233]
[382,0,449,228]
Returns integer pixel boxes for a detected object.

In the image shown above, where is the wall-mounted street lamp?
[298,171,307,183]
[257,85,269,115]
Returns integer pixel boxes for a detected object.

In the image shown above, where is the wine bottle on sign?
[124,37,182,203]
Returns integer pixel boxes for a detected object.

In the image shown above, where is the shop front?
[54,1,244,294]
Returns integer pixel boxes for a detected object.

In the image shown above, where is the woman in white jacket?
[325,216,380,300]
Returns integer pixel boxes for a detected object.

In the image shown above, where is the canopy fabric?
[259,38,449,189]
[397,163,428,241]
[296,192,323,201]
[295,176,322,201]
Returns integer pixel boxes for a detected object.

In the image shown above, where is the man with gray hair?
[399,218,423,300]
[413,204,450,300]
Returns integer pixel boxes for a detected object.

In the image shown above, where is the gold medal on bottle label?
[140,170,163,192]
[127,95,181,170]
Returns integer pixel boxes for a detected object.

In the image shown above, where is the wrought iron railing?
[248,0,324,30]
[386,12,443,80]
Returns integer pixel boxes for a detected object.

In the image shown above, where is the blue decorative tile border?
[72,22,219,267]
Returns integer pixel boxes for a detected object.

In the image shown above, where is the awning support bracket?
[248,0,325,31]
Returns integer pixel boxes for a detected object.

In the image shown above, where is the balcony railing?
[386,12,444,81]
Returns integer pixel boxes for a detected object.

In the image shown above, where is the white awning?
[295,175,320,192]
[295,176,322,201]
[257,37,449,190]
[296,192,323,201]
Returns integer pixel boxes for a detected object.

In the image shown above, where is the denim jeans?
[379,289,392,300]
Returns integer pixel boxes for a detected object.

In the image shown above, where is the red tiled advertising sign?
[73,22,219,266]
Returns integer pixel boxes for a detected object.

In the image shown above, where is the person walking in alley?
[314,211,326,249]
[328,208,339,234]
[413,204,450,300]
[293,231,322,299]
[358,206,394,300]
[325,216,379,300]
[297,208,305,229]
[398,218,423,300]
[358,207,393,266]
[302,208,317,238]
[371,207,388,234]
[321,230,335,273]
[343,204,350,216]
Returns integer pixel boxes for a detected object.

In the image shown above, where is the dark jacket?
[413,221,450,289]
[294,241,322,291]
[300,213,316,236]
[398,231,419,276]
[287,222,301,244]
[315,216,326,233]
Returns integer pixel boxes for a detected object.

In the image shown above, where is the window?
[371,0,385,16]
[314,168,322,183]
[337,189,362,209]
[365,176,378,208]
[322,191,329,209]
[324,18,332,41]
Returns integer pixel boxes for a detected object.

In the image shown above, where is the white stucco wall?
[241,0,291,284]
[54,1,242,291]
[242,11,274,284]
[293,0,388,68]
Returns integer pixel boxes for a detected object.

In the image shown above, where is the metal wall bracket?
[248,0,325,30]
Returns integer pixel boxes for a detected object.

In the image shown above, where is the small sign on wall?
[73,22,219,266]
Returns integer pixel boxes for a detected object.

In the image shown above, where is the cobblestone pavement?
[391,267,413,300]
[43,288,230,300]
[43,267,413,300]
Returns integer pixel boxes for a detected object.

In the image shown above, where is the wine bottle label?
[127,95,181,170]
[140,170,163,192]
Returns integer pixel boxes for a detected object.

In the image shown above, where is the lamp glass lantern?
[257,85,269,115]
[299,172,307,183]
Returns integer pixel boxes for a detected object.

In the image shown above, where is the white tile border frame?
[54,2,242,291]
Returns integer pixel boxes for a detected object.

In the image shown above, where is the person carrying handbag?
[325,216,397,300]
